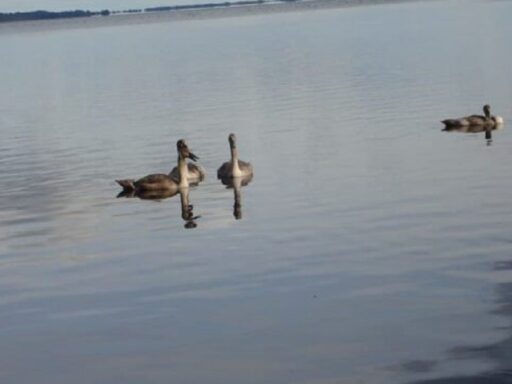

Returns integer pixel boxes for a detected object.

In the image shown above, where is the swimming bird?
[116,139,199,193]
[441,104,504,128]
[217,133,253,179]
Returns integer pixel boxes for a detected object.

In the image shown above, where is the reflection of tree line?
[410,276,512,384]
[0,0,286,23]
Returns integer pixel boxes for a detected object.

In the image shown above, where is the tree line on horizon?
[0,9,110,22]
[0,0,300,23]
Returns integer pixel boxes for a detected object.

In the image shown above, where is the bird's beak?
[188,151,199,162]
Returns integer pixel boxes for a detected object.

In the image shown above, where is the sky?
[0,0,208,12]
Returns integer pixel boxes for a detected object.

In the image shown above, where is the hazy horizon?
[0,0,211,13]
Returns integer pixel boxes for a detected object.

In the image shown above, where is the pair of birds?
[116,133,253,193]
[441,104,504,129]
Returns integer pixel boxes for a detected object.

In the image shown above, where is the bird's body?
[116,173,180,193]
[217,133,253,179]
[170,162,205,184]
[217,159,252,178]
[442,105,504,128]
[116,140,199,194]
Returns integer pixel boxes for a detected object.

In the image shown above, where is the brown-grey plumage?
[217,133,253,179]
[442,105,504,128]
[170,162,205,184]
[116,139,199,193]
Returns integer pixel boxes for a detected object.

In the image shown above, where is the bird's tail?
[116,179,136,191]
[441,119,462,127]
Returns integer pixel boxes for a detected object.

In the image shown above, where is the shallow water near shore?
[1,1,512,383]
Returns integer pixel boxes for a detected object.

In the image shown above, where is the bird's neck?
[230,147,242,177]
[177,155,189,188]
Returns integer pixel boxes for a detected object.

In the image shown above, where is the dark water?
[1,1,512,383]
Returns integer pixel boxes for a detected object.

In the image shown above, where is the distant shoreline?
[0,1,269,23]
[0,0,412,30]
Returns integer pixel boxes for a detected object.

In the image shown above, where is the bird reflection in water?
[442,124,503,146]
[117,188,200,229]
[219,174,253,220]
[179,188,200,229]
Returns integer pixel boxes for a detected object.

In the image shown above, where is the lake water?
[1,1,512,383]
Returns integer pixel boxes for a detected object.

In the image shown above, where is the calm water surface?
[1,1,512,383]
